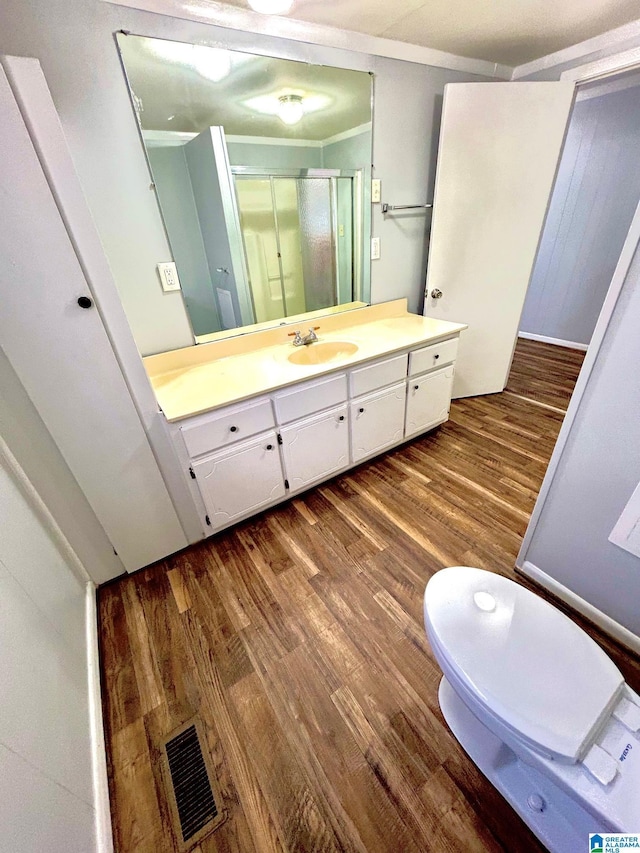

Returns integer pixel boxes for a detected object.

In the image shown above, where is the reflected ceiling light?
[277,94,304,125]
[192,46,232,82]
[244,91,331,119]
[247,0,294,13]
[148,40,232,82]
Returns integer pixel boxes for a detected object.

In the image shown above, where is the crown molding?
[225,133,322,147]
[511,18,640,80]
[144,124,371,148]
[321,122,371,147]
[560,44,640,84]
[103,0,512,79]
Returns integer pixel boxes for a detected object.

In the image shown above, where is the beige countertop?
[144,299,467,422]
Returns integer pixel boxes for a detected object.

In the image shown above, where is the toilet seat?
[424,567,625,762]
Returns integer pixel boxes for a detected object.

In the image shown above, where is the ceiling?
[213,0,640,67]
[118,35,372,139]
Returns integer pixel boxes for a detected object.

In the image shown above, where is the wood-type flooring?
[99,339,640,852]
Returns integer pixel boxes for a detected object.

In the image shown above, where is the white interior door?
[424,82,575,398]
[185,127,254,327]
[0,62,187,572]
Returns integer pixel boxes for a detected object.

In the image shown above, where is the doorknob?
[430,288,443,299]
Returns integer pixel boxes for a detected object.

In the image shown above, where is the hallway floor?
[99,339,639,852]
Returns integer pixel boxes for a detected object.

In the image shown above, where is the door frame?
[517,54,640,648]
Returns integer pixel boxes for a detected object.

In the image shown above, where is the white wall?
[520,81,640,345]
[521,235,640,637]
[0,346,123,585]
[147,145,219,335]
[0,455,99,852]
[0,0,498,355]
[228,138,324,168]
[516,39,640,642]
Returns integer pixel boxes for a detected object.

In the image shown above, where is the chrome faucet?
[289,326,320,347]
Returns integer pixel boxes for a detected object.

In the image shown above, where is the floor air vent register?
[162,718,226,849]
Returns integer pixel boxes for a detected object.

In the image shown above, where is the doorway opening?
[519,66,640,357]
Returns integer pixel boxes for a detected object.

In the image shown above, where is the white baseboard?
[86,582,114,853]
[518,332,589,351]
[518,561,640,656]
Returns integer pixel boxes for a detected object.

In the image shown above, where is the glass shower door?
[271,179,306,316]
[234,172,355,324]
[234,178,284,323]
[295,178,336,312]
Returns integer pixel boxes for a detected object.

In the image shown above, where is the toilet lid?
[424,567,624,761]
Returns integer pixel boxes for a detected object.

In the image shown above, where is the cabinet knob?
[77,296,93,309]
[338,415,345,421]
[358,407,364,413]
[414,384,419,390]
[434,353,440,360]
[229,425,238,432]
[266,444,273,451]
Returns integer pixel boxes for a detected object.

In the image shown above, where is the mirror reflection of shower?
[233,172,357,326]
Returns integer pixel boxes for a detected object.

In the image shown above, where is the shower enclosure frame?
[231,166,365,324]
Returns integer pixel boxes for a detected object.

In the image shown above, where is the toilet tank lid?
[424,567,624,761]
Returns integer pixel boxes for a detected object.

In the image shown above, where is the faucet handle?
[288,329,304,345]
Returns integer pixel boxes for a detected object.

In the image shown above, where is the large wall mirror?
[116,34,373,343]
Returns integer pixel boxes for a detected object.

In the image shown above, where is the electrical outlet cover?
[371,237,380,260]
[157,261,181,292]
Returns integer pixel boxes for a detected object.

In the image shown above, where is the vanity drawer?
[409,336,459,376]
[274,373,347,424]
[180,398,274,457]
[349,353,408,398]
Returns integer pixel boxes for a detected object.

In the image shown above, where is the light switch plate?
[157,261,181,292]
[371,237,380,260]
[371,179,381,204]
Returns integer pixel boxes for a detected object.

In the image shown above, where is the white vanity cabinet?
[280,404,349,491]
[275,375,349,492]
[405,338,458,439]
[172,332,461,537]
[350,382,406,462]
[191,430,285,528]
[405,366,455,437]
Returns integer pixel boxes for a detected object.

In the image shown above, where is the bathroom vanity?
[144,300,466,537]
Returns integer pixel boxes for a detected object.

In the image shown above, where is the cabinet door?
[405,366,455,438]
[351,382,406,463]
[280,405,349,491]
[192,430,285,528]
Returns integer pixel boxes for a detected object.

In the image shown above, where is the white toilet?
[423,566,640,853]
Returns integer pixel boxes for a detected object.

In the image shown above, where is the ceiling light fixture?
[277,94,304,125]
[244,91,331,120]
[247,0,294,15]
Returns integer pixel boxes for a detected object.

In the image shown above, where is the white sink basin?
[287,341,359,365]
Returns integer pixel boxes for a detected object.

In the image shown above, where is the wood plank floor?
[99,339,640,853]
[505,337,586,411]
